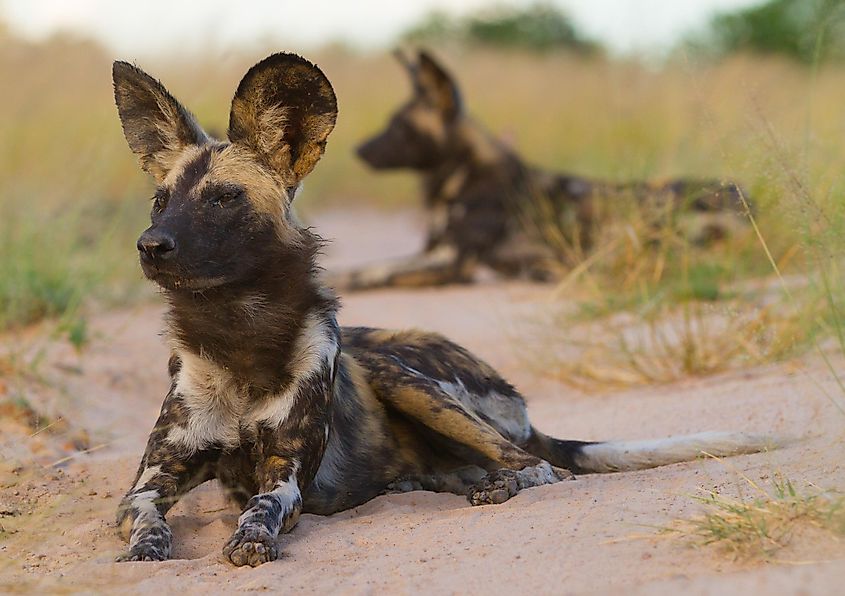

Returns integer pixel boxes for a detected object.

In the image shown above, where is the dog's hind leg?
[373,382,574,505]
[386,465,488,494]
[326,244,474,291]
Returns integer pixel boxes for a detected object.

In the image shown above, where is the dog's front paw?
[116,532,172,562]
[468,469,520,505]
[223,525,279,567]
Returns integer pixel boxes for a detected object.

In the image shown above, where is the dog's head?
[113,53,337,292]
[357,49,462,170]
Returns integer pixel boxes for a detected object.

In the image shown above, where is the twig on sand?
[50,442,109,467]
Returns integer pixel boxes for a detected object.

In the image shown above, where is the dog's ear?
[416,50,462,121]
[113,61,208,182]
[228,53,337,185]
[393,48,415,76]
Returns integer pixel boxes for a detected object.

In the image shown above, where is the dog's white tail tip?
[573,431,790,474]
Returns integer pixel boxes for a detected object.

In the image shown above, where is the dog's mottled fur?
[337,50,751,290]
[114,53,775,567]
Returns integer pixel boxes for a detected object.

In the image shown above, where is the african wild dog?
[335,49,751,290]
[113,53,776,567]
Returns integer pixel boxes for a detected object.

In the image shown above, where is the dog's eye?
[211,189,242,207]
[394,119,419,142]
[151,193,168,213]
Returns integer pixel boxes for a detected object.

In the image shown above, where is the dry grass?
[533,297,815,390]
[521,186,774,307]
[519,182,828,389]
[666,472,845,561]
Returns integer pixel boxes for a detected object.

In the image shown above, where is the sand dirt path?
[1,210,843,594]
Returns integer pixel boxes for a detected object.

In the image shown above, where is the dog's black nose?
[355,139,375,163]
[137,229,177,261]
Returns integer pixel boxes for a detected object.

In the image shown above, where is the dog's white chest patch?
[164,352,292,452]
[164,314,338,454]
[165,351,247,452]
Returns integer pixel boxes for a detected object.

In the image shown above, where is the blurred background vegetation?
[1,0,844,351]
[403,3,601,54]
[687,0,845,63]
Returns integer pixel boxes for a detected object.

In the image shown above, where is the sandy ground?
[1,209,844,595]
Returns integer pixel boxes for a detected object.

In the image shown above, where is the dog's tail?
[526,429,784,474]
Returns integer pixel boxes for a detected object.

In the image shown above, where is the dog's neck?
[164,234,338,396]
[423,118,523,205]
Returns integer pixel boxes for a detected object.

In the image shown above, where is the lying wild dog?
[336,50,750,290]
[113,53,776,567]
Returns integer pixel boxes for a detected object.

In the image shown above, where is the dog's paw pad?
[223,526,279,567]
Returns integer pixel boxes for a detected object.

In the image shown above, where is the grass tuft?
[518,180,829,389]
[530,296,817,390]
[666,473,845,560]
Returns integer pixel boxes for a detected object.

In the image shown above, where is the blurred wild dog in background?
[112,52,776,568]
[336,49,751,290]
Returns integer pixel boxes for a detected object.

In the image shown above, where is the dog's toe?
[223,526,279,567]
[467,469,520,506]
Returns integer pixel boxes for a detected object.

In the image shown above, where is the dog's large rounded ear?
[113,61,208,182]
[228,53,337,185]
[416,50,462,121]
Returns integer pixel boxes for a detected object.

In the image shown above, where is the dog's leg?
[486,235,559,281]
[221,452,303,567]
[115,389,219,562]
[386,465,487,494]
[376,384,573,505]
[221,435,327,567]
[222,379,334,567]
[466,462,570,506]
[327,244,474,291]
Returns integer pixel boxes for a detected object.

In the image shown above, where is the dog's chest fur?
[164,311,339,454]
